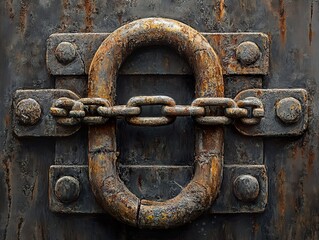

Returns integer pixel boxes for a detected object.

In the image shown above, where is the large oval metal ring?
[88,18,224,228]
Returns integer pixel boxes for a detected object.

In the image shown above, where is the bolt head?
[55,42,76,64]
[236,41,261,66]
[16,98,41,125]
[54,176,80,203]
[233,174,260,202]
[276,97,302,124]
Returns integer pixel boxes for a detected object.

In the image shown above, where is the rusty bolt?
[236,41,261,66]
[16,98,41,125]
[54,176,80,203]
[55,42,76,64]
[276,97,302,124]
[233,175,260,202]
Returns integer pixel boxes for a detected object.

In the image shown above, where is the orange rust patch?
[218,0,225,21]
[84,0,94,32]
[307,150,315,173]
[5,114,10,127]
[279,0,286,45]
[19,0,29,34]
[59,0,70,32]
[6,0,14,19]
[277,169,286,217]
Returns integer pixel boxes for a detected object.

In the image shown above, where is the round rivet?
[233,175,260,202]
[54,176,80,203]
[16,98,41,125]
[55,42,76,64]
[276,97,302,124]
[236,41,261,66]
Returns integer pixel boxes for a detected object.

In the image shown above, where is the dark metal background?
[1,0,319,239]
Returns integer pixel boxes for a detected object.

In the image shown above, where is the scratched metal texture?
[0,0,319,239]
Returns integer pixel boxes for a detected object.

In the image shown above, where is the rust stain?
[252,218,260,237]
[5,114,10,127]
[279,0,286,45]
[138,175,142,192]
[6,0,14,19]
[60,0,70,32]
[117,12,123,25]
[307,150,315,173]
[218,0,225,21]
[19,0,30,34]
[84,0,94,32]
[309,0,314,45]
[277,169,286,218]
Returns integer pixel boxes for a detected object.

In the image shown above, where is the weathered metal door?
[1,1,318,239]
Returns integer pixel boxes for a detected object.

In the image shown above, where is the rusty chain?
[50,95,264,126]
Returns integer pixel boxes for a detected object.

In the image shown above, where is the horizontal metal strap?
[13,88,308,137]
[47,33,269,76]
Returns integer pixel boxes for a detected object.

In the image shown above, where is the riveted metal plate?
[234,89,308,136]
[46,33,269,76]
[49,165,266,214]
[49,165,103,213]
[210,165,268,213]
[13,90,81,137]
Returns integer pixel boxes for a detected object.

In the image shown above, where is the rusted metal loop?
[97,105,141,117]
[195,116,232,125]
[192,97,235,125]
[162,105,205,117]
[79,97,110,107]
[236,97,264,125]
[88,17,224,228]
[192,97,237,108]
[69,101,85,118]
[125,96,176,126]
[51,97,82,124]
[82,116,108,125]
[50,107,68,117]
[77,98,111,124]
[56,117,81,126]
[53,97,76,108]
[225,107,248,118]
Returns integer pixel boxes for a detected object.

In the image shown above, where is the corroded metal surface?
[88,18,224,228]
[15,98,42,125]
[234,89,308,136]
[49,165,103,213]
[13,89,81,136]
[1,0,319,239]
[210,165,268,213]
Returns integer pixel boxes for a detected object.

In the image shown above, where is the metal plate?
[234,89,308,136]
[46,33,269,76]
[49,165,103,213]
[13,90,81,137]
[49,165,266,214]
[210,165,268,213]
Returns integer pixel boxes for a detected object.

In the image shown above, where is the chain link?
[50,95,264,127]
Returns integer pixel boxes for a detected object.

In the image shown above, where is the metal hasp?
[11,17,310,229]
[88,18,224,228]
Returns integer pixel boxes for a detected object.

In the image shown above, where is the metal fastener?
[233,175,260,202]
[276,97,302,124]
[16,98,41,125]
[55,42,76,64]
[236,41,261,66]
[54,176,80,203]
